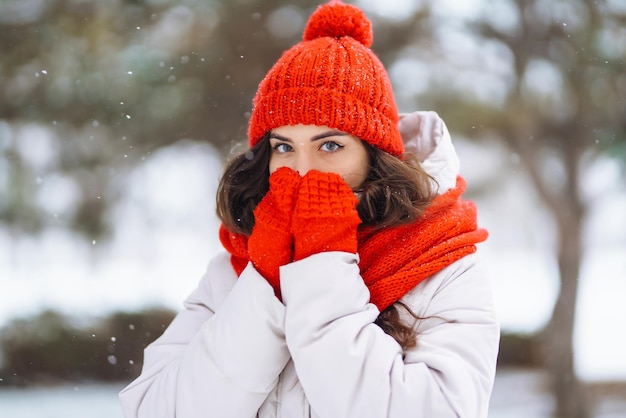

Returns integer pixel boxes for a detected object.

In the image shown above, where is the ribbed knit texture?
[357,177,488,310]
[291,170,361,261]
[219,176,488,311]
[247,0,404,156]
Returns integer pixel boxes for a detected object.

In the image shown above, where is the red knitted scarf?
[219,176,488,311]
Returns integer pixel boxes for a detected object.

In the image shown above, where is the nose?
[293,150,315,176]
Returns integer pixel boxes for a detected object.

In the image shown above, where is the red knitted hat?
[248,0,404,156]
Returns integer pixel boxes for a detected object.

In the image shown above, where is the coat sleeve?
[280,251,499,418]
[119,252,290,418]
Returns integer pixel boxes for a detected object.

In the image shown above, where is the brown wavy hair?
[216,133,436,351]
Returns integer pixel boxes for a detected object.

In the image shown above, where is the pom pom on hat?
[303,0,373,47]
[248,0,404,156]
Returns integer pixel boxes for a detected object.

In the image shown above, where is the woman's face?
[269,124,370,190]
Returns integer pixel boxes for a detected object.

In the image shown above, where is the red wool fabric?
[219,176,488,312]
[291,170,361,261]
[247,0,404,156]
[246,167,302,299]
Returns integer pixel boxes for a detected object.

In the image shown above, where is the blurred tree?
[0,0,293,239]
[400,0,625,416]
[2,0,623,415]
[0,0,426,241]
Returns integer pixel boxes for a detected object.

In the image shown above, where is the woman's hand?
[247,167,301,298]
[292,170,361,261]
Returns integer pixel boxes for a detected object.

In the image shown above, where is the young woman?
[119,1,499,417]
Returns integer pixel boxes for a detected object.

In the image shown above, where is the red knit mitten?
[292,170,361,261]
[247,167,301,297]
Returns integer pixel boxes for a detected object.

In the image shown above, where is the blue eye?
[320,141,343,152]
[273,143,292,153]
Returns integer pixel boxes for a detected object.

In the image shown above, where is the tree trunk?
[541,192,590,417]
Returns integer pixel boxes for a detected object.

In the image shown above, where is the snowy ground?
[0,369,624,418]
[489,369,626,418]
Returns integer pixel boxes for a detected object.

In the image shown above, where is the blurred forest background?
[1,0,625,417]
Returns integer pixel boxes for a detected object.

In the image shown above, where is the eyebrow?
[269,130,348,142]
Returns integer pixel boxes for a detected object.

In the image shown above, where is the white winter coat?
[119,112,500,418]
